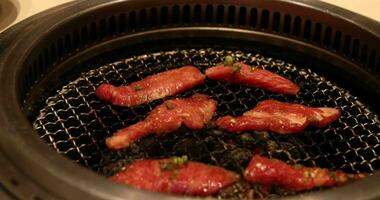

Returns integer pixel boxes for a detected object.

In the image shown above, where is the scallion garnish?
[166,104,175,110]
[159,155,189,171]
[232,64,242,75]
[223,55,235,66]
[134,85,142,91]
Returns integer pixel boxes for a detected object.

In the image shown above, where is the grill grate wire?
[33,49,380,199]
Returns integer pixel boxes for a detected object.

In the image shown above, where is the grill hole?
[283,14,291,34]
[99,19,107,39]
[343,35,352,55]
[333,30,342,51]
[90,22,97,42]
[352,39,360,60]
[216,5,224,24]
[50,43,57,64]
[360,45,368,64]
[57,38,64,59]
[329,154,346,168]
[228,6,236,25]
[272,12,280,32]
[119,13,126,32]
[160,6,168,25]
[66,149,82,160]
[371,159,380,169]
[249,8,257,27]
[35,56,42,84]
[183,5,191,24]
[363,135,380,146]
[172,5,180,24]
[129,11,137,30]
[43,49,49,69]
[260,9,269,29]
[139,9,147,28]
[80,26,88,46]
[359,149,375,161]
[323,26,332,46]
[72,29,80,50]
[349,137,366,148]
[108,16,116,35]
[292,16,301,36]
[56,142,72,153]
[369,50,377,70]
[353,126,368,137]
[205,5,213,23]
[346,151,363,164]
[315,157,332,169]
[354,162,372,172]
[313,23,322,43]
[194,4,202,23]
[303,19,311,39]
[64,34,72,54]
[238,7,247,25]
[150,8,157,27]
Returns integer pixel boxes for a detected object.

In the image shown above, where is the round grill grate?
[33,49,380,199]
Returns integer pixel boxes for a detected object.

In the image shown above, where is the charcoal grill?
[0,0,379,200]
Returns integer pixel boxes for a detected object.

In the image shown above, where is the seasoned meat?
[96,66,205,107]
[244,155,366,192]
[112,157,238,196]
[215,100,340,134]
[106,93,217,150]
[205,60,299,95]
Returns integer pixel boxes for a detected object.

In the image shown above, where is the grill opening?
[33,48,380,199]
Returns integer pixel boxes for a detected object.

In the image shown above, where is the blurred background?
[0,0,379,33]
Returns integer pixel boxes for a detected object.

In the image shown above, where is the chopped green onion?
[160,155,189,171]
[294,164,302,169]
[134,85,142,91]
[347,174,354,180]
[223,55,235,66]
[303,171,311,178]
[159,162,177,171]
[181,155,188,163]
[166,104,175,110]
[173,155,188,165]
[329,172,336,180]
[160,162,168,169]
[232,64,242,75]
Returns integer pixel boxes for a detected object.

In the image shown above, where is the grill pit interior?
[0,0,379,200]
[33,49,380,199]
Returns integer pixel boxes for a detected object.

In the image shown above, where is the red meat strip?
[244,155,366,192]
[205,63,300,95]
[112,157,237,196]
[96,66,205,107]
[215,100,340,134]
[106,93,217,150]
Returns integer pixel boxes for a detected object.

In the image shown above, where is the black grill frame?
[0,0,379,200]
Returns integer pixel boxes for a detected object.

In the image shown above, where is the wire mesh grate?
[33,49,380,199]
